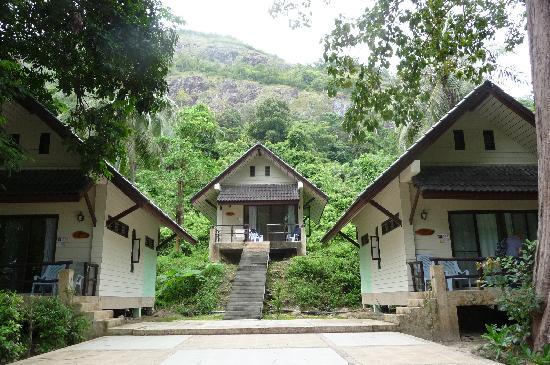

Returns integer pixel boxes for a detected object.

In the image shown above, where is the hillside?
[167,30,348,121]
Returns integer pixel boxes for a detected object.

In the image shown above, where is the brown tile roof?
[217,184,299,203]
[412,165,537,192]
[0,169,90,202]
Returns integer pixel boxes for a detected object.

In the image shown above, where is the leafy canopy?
[322,0,526,140]
[0,0,179,174]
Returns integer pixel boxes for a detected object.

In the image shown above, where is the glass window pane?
[511,213,529,241]
[450,214,478,257]
[526,212,538,241]
[476,214,499,257]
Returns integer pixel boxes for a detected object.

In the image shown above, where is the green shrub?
[284,243,361,310]
[0,291,25,364]
[156,250,228,316]
[480,240,546,364]
[24,296,90,355]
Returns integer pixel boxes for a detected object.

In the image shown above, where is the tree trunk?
[128,137,137,183]
[526,0,550,350]
[174,178,184,253]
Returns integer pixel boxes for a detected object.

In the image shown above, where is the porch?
[209,223,307,262]
[0,260,98,297]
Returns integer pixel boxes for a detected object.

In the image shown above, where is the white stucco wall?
[420,111,536,166]
[2,102,81,168]
[353,178,410,294]
[97,182,160,298]
[223,155,295,185]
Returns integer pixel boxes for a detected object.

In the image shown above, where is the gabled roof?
[11,96,197,244]
[321,80,536,243]
[191,143,328,223]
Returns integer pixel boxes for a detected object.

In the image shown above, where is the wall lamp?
[420,210,428,220]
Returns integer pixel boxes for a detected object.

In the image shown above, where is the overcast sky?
[164,0,533,97]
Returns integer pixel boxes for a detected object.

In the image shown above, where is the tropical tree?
[248,97,291,143]
[0,0,179,175]
[150,104,218,251]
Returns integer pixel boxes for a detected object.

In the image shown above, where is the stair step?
[396,306,421,315]
[85,310,114,321]
[407,299,426,307]
[74,302,100,312]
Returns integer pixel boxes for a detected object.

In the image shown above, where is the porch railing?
[213,224,301,243]
[408,257,489,292]
[0,261,98,296]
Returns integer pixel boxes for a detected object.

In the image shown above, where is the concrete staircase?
[72,297,126,337]
[224,243,270,320]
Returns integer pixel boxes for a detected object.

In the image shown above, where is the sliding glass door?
[244,204,298,240]
[0,216,58,292]
[449,211,537,259]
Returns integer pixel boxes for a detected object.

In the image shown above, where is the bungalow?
[191,143,327,262]
[0,96,197,314]
[322,81,537,309]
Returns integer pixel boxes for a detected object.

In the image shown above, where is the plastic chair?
[442,261,471,291]
[31,263,67,295]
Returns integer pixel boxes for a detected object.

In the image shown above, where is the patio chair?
[417,255,433,290]
[442,261,471,291]
[31,263,67,295]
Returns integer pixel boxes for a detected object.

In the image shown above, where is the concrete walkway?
[14,332,500,365]
[108,318,397,335]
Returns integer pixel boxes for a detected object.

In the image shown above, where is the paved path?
[109,318,397,335]
[15,332,499,365]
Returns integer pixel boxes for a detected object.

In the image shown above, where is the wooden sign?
[415,228,435,236]
[225,211,235,216]
[72,231,90,239]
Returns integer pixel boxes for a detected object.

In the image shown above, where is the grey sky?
[165,0,532,97]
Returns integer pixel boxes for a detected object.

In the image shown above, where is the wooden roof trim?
[321,80,535,243]
[16,96,197,245]
[190,143,328,204]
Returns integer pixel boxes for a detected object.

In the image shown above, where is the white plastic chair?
[442,261,471,291]
[31,263,67,295]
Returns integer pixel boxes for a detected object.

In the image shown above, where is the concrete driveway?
[15,332,499,365]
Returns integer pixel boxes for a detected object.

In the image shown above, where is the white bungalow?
[322,81,537,307]
[0,96,197,313]
[191,143,328,262]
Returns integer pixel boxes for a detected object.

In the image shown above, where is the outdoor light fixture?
[77,212,85,222]
[420,210,428,220]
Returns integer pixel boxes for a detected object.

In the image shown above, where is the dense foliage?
[155,249,234,316]
[0,0,179,174]
[481,240,550,364]
[0,292,89,363]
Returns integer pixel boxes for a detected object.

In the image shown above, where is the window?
[10,134,20,146]
[38,133,50,154]
[107,216,129,238]
[453,130,465,150]
[249,166,255,177]
[265,166,270,176]
[145,236,155,249]
[449,210,538,259]
[483,130,495,150]
[381,213,400,235]
[360,234,369,246]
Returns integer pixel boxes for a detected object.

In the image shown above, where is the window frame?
[106,216,129,238]
[249,165,255,177]
[448,210,537,258]
[38,133,50,154]
[483,130,496,150]
[453,130,465,150]
[265,166,270,176]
